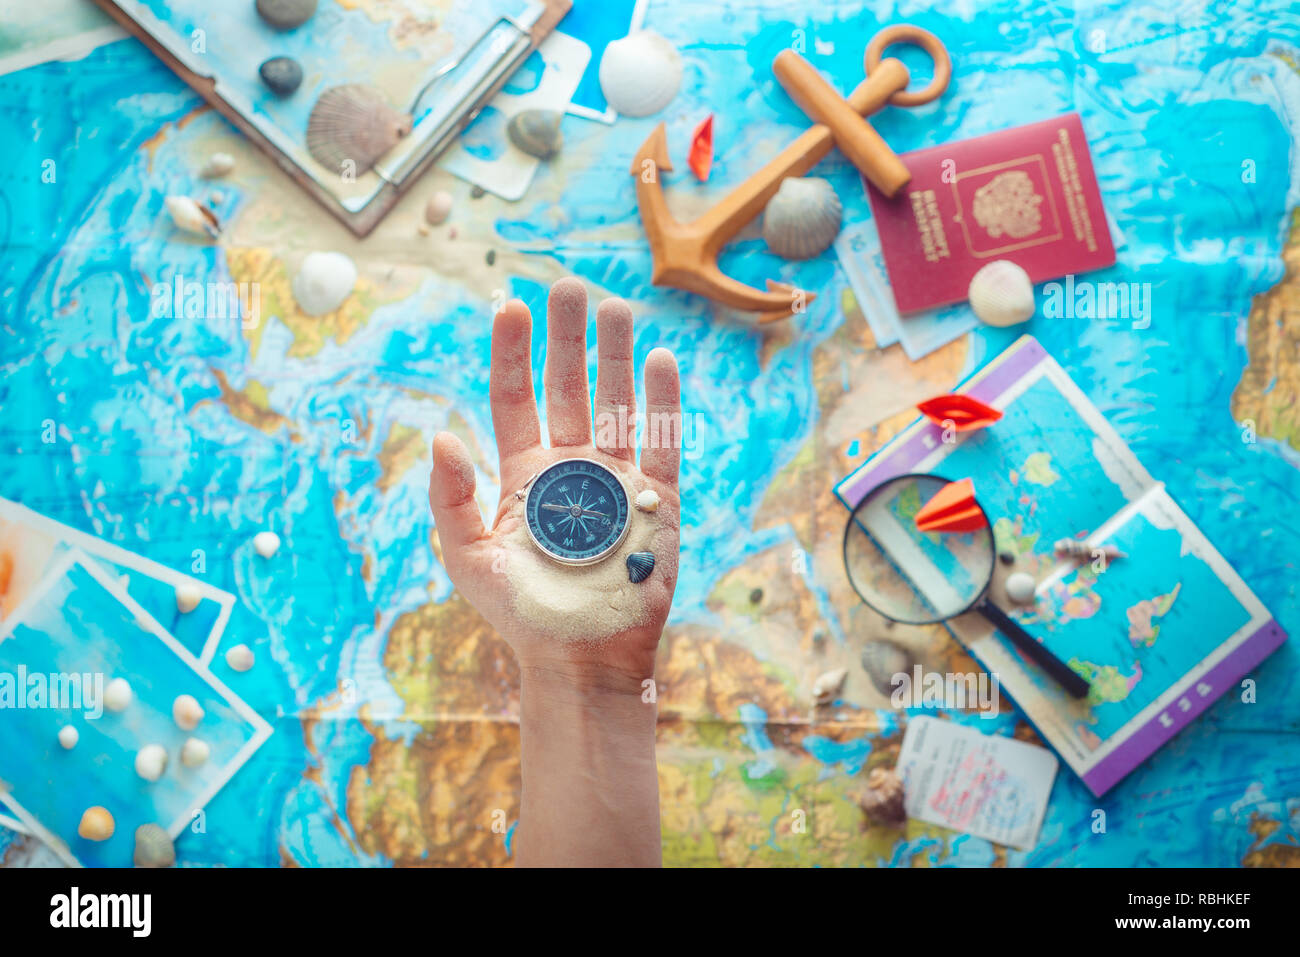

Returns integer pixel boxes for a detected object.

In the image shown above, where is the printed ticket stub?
[897,716,1059,851]
[866,113,1116,313]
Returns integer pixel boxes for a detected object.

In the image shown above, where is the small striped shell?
[598,31,682,118]
[762,177,842,260]
[626,551,656,583]
[134,824,176,868]
[860,639,914,696]
[306,85,412,175]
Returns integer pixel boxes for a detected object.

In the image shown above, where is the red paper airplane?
[688,115,714,182]
[917,394,1003,432]
[915,478,987,533]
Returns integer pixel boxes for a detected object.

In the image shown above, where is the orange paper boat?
[917,394,1003,432]
[688,114,714,182]
[914,478,987,533]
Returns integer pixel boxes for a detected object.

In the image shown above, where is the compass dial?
[523,459,630,565]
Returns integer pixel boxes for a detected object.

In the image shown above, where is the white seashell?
[425,190,452,225]
[291,251,357,316]
[306,84,412,175]
[762,177,842,260]
[968,260,1035,327]
[58,725,79,750]
[598,31,683,118]
[860,640,915,696]
[635,489,660,512]
[200,152,235,178]
[172,694,205,731]
[164,195,221,238]
[134,823,176,868]
[812,667,849,703]
[104,677,133,713]
[1005,571,1037,604]
[181,737,211,768]
[135,744,169,782]
[175,583,202,614]
[78,806,115,841]
[226,644,255,672]
[252,530,281,558]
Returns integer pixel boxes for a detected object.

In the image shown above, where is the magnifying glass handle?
[977,601,1091,699]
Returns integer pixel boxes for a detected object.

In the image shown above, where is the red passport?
[865,113,1115,314]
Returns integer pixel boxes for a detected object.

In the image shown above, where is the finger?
[640,347,681,487]
[428,432,487,555]
[594,297,636,462]
[490,299,542,465]
[543,277,592,448]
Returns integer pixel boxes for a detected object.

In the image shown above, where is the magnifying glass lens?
[844,474,995,625]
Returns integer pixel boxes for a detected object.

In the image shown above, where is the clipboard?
[90,0,572,237]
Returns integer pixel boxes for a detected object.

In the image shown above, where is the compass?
[522,458,631,566]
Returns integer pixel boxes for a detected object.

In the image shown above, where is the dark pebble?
[999,551,1015,566]
[749,588,763,604]
[486,249,496,266]
[258,56,303,97]
[256,0,317,30]
[471,185,486,199]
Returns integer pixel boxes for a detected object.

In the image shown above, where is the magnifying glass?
[842,472,1090,699]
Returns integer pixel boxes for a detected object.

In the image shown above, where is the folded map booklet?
[835,336,1287,796]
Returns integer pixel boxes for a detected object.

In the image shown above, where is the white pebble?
[58,725,79,750]
[200,152,235,178]
[134,744,169,782]
[424,190,453,225]
[253,531,280,558]
[175,583,203,614]
[226,644,254,672]
[635,489,660,512]
[181,737,210,768]
[968,260,1035,327]
[172,694,205,731]
[1005,571,1037,604]
[104,677,133,713]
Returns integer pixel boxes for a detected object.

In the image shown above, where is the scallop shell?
[173,694,205,731]
[135,744,168,782]
[626,551,656,583]
[78,806,115,842]
[761,177,842,260]
[506,109,563,159]
[598,31,683,118]
[967,260,1035,327]
[134,823,176,868]
[164,195,220,238]
[292,251,357,316]
[306,85,412,175]
[860,639,915,696]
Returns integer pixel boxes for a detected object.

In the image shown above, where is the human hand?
[427,278,682,688]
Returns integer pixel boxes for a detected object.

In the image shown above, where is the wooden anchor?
[631,25,951,323]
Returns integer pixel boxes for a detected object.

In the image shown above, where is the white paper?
[897,716,1058,850]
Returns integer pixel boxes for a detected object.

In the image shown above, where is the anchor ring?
[864,25,951,107]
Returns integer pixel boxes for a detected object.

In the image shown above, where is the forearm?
[514,661,662,867]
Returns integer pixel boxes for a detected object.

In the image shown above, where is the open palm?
[427,279,681,680]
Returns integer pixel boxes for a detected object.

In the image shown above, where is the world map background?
[1,0,1299,866]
